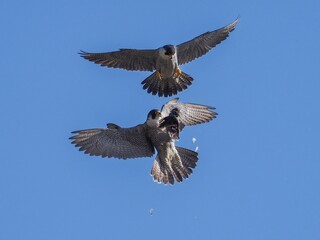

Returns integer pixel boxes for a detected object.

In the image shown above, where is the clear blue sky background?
[1,0,320,239]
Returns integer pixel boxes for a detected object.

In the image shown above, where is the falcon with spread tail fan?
[70,99,217,185]
[80,19,238,97]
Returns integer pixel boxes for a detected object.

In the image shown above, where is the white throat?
[147,116,161,128]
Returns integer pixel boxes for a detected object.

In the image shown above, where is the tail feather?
[151,158,174,185]
[141,71,193,97]
[176,146,198,169]
[175,81,183,92]
[172,161,189,180]
[152,77,160,95]
[163,79,169,97]
[146,75,158,95]
[179,72,193,87]
[150,146,199,185]
[172,167,183,182]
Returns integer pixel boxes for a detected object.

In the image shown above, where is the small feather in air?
[195,146,199,152]
[192,137,197,144]
[149,208,155,216]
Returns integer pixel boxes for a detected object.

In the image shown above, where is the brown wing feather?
[177,18,238,65]
[70,124,155,159]
[80,49,157,71]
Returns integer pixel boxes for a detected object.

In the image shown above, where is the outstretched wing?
[79,48,157,71]
[161,98,217,130]
[177,18,238,65]
[70,124,155,159]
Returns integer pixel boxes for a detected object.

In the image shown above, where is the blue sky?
[1,0,320,239]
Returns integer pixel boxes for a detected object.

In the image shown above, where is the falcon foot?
[174,67,182,78]
[156,71,162,80]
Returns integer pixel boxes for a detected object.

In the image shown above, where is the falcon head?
[159,115,180,140]
[163,45,176,56]
[147,109,162,128]
[159,45,176,60]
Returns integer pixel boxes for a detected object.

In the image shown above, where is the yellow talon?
[156,71,162,79]
[175,67,182,77]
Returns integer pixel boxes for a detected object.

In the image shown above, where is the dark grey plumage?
[70,125,155,159]
[80,19,238,97]
[159,115,180,140]
[70,99,217,185]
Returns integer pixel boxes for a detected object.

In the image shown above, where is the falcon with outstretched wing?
[70,99,216,185]
[80,18,238,97]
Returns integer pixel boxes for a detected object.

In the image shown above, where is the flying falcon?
[69,99,217,185]
[80,19,238,97]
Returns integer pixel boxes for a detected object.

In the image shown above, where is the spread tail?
[141,71,193,97]
[150,146,198,185]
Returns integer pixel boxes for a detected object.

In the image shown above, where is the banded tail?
[141,71,193,97]
[151,146,198,185]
